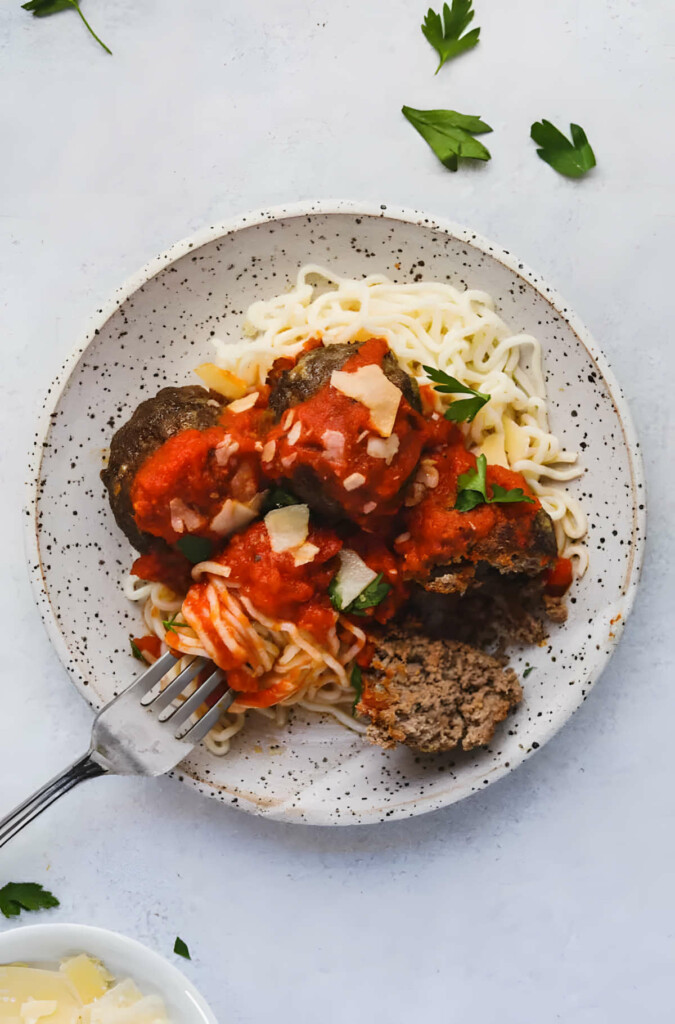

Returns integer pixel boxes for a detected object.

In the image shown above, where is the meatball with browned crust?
[358,627,522,753]
[101,386,226,551]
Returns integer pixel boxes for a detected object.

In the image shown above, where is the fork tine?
[182,687,238,745]
[168,667,227,730]
[149,656,206,711]
[131,650,177,694]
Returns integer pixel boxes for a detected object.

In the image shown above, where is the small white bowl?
[0,923,216,1023]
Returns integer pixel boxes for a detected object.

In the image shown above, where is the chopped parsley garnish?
[329,573,391,616]
[174,936,191,960]
[262,486,301,513]
[162,612,190,632]
[522,666,534,678]
[422,364,490,422]
[21,0,112,55]
[350,664,363,715]
[130,638,143,661]
[530,120,596,179]
[402,106,492,172]
[454,454,535,512]
[0,882,59,919]
[176,535,213,564]
[421,0,480,74]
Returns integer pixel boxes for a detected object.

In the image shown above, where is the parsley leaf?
[422,0,480,74]
[422,364,490,422]
[130,638,143,661]
[262,486,301,513]
[530,120,596,179]
[350,664,363,715]
[174,937,191,960]
[21,0,112,55]
[454,454,535,511]
[522,666,534,678]
[348,574,391,615]
[402,107,492,171]
[0,882,59,919]
[329,573,391,616]
[162,612,190,632]
[176,535,213,564]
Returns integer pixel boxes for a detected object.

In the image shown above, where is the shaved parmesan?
[227,391,259,414]
[265,503,309,553]
[367,433,400,465]
[209,497,260,537]
[343,472,366,491]
[169,498,205,534]
[261,440,276,462]
[214,435,239,466]
[321,429,345,461]
[194,362,248,400]
[330,364,401,437]
[333,549,377,609]
[287,420,302,446]
[479,431,509,469]
[294,542,320,566]
[21,1000,58,1023]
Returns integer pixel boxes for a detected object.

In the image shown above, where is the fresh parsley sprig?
[175,535,213,564]
[328,573,391,616]
[530,120,596,179]
[422,0,480,74]
[455,454,535,512]
[21,0,112,55]
[162,612,190,633]
[350,664,363,716]
[402,107,492,171]
[422,364,490,422]
[0,882,59,919]
[262,486,301,514]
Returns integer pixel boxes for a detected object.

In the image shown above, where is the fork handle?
[0,753,107,849]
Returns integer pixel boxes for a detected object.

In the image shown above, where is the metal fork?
[0,652,236,848]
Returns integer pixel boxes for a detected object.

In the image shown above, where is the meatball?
[396,445,558,594]
[265,338,424,527]
[102,386,226,551]
[357,627,522,753]
[269,340,421,418]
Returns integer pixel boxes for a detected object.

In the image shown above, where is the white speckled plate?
[26,201,646,825]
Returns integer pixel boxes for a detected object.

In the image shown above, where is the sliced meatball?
[358,628,522,753]
[396,445,558,592]
[102,386,226,551]
[265,338,424,528]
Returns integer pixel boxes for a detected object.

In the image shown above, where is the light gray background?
[1,2,673,1021]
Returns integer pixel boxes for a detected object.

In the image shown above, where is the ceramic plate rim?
[24,199,647,824]
[0,921,217,1022]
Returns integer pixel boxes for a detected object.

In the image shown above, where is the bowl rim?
[23,199,647,823]
[0,921,217,1022]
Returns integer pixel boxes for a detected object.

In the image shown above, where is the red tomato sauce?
[132,634,162,662]
[222,520,341,637]
[545,556,573,596]
[131,546,193,593]
[265,338,426,529]
[174,521,344,679]
[130,401,270,545]
[396,443,543,578]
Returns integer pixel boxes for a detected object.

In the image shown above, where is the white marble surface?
[0,1,673,1020]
